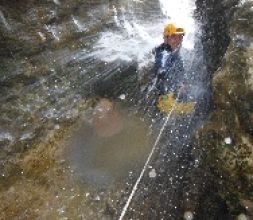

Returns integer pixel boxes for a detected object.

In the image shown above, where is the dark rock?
[193,1,253,218]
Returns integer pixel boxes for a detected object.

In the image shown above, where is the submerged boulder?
[92,98,123,138]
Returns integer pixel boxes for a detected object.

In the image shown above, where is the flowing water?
[0,0,212,219]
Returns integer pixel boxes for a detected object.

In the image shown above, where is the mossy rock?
[193,1,253,216]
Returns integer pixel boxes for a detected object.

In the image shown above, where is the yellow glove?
[157,93,196,115]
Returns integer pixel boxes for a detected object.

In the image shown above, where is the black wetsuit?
[153,43,184,95]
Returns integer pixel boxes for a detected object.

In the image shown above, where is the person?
[153,23,186,96]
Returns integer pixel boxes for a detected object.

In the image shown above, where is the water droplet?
[149,168,156,178]
[184,211,194,220]
[224,137,232,145]
[119,94,126,100]
[94,195,100,201]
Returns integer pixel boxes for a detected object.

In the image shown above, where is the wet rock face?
[0,0,161,58]
[193,1,253,218]
[195,0,240,76]
[0,0,162,218]
[0,0,154,161]
[0,0,111,58]
[0,0,115,159]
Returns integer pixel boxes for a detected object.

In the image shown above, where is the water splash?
[44,24,60,41]
[93,23,161,63]
[0,132,15,143]
[159,0,196,49]
[159,0,196,30]
[52,0,60,5]
[93,6,162,67]
[0,10,11,31]
[93,0,196,68]
[72,16,86,32]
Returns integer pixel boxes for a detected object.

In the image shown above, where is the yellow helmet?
[164,23,185,37]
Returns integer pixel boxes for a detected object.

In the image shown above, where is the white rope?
[118,104,176,220]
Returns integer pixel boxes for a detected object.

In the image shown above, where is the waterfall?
[159,0,196,49]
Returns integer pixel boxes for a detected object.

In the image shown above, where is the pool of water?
[64,101,154,188]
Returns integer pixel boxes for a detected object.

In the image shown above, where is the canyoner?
[148,23,196,114]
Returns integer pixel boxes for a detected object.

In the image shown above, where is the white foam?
[94,26,161,64]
